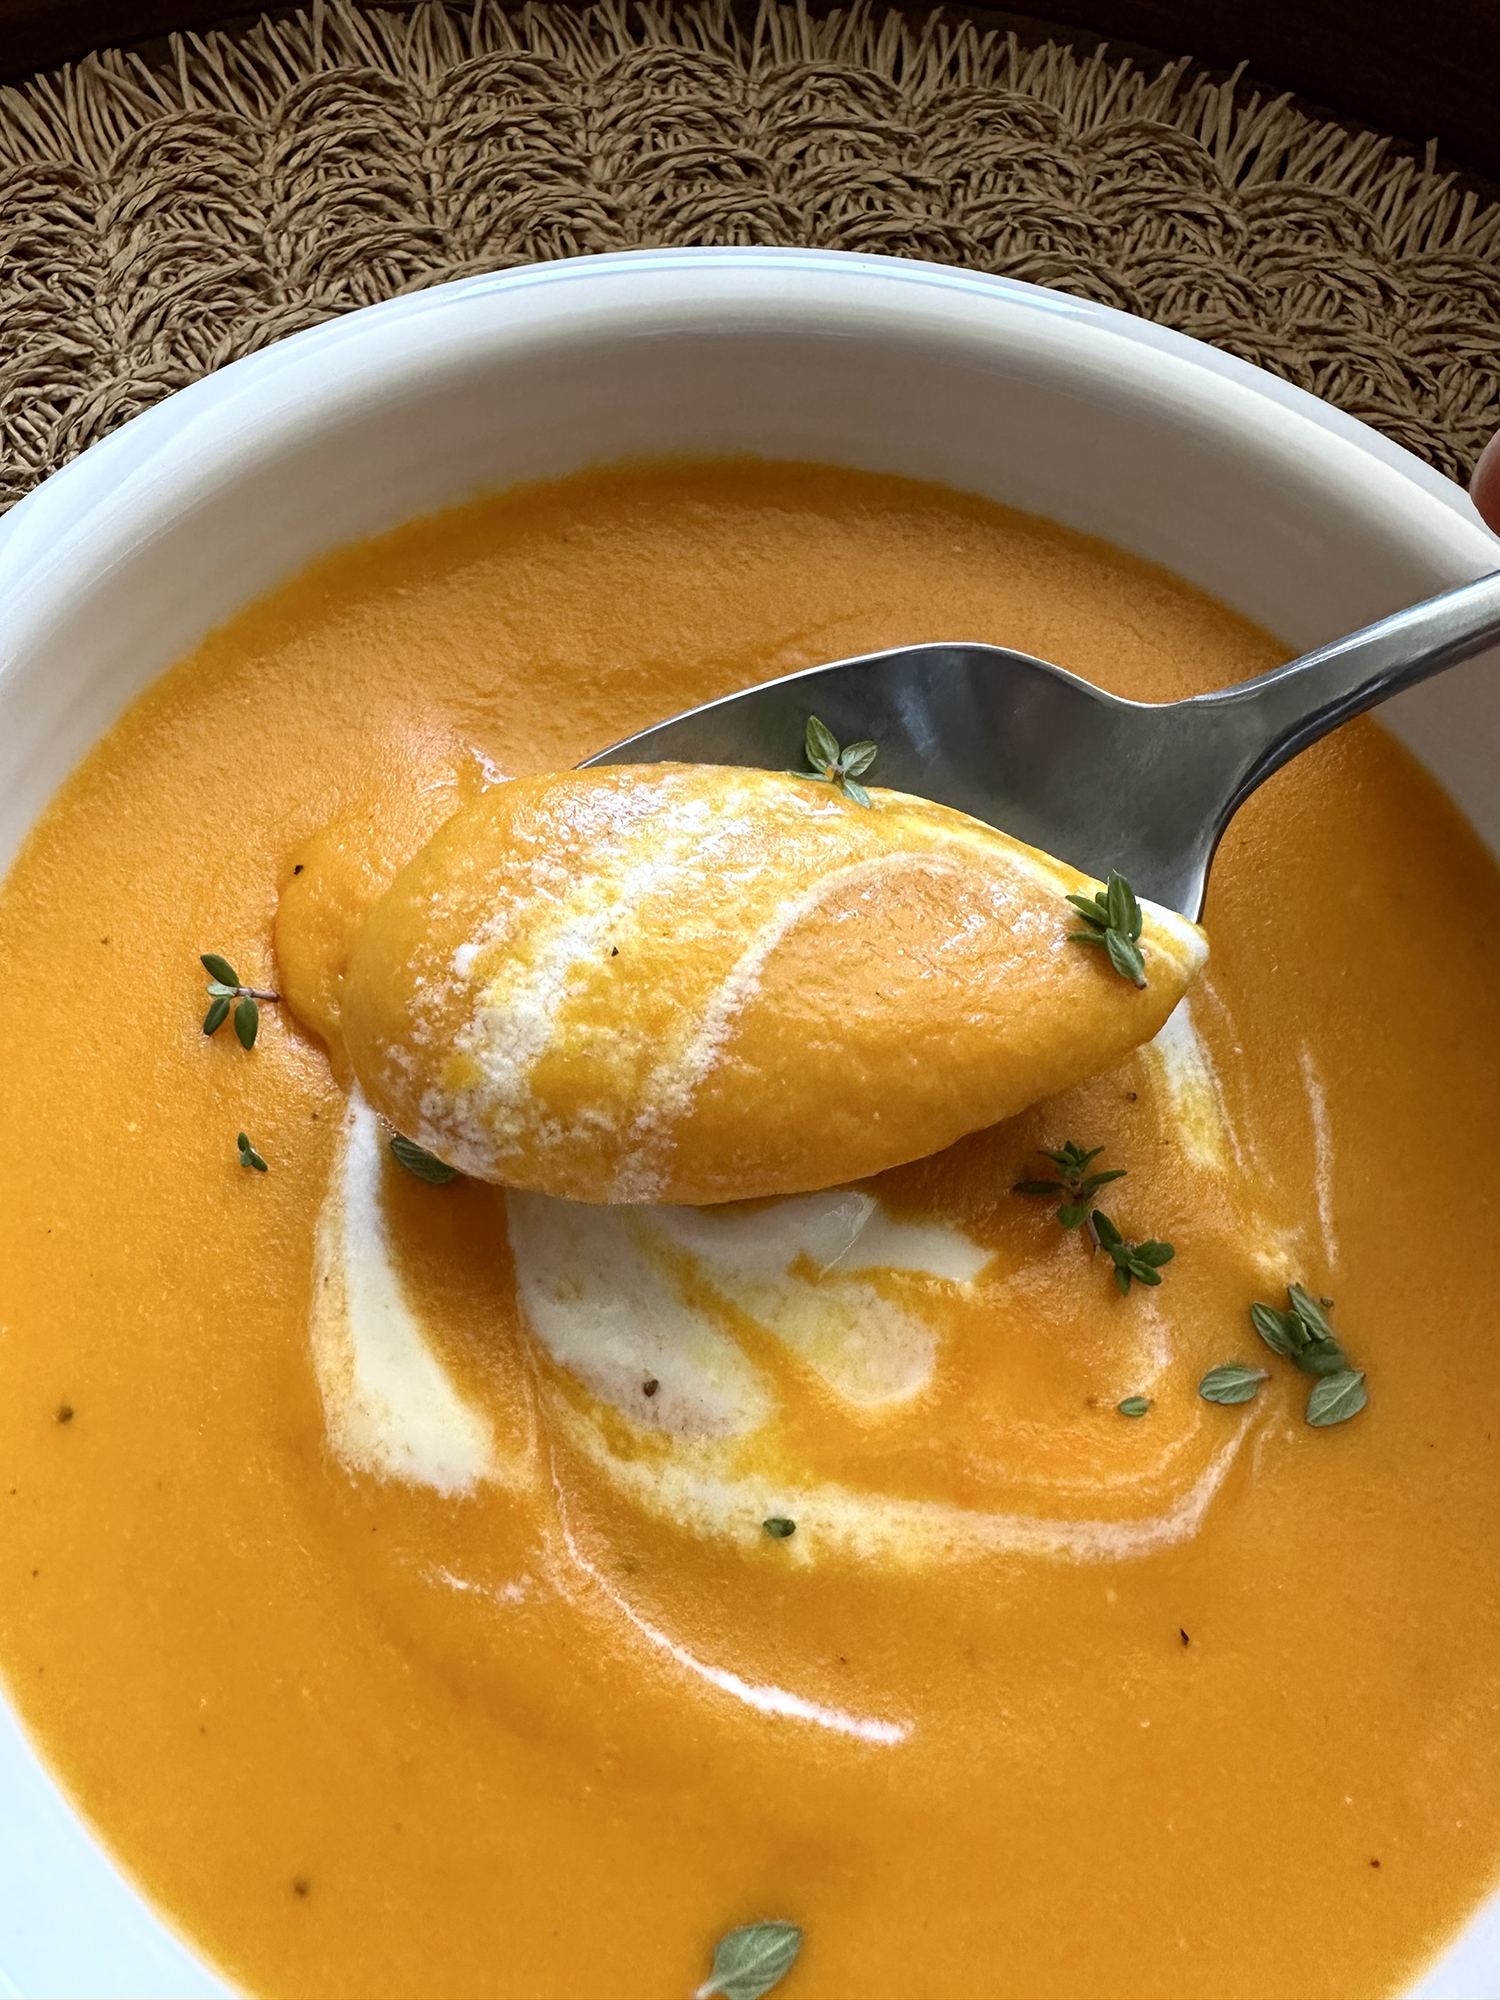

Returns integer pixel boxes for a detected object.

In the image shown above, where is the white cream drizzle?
[310,1079,1253,1571]
[1144,1000,1236,1171]
[549,1404,1247,1568]
[432,782,761,1176]
[506,1184,987,1420]
[311,1090,498,1495]
[1146,1001,1299,1287]
[506,1192,775,1441]
[646,1191,989,1406]
[553,1504,911,1745]
[1298,1043,1339,1270]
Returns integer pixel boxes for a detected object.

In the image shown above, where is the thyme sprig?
[1014,1140,1126,1230]
[1251,1284,1344,1374]
[1200,1285,1367,1426]
[798,716,878,806]
[1253,1284,1367,1425]
[237,1131,268,1173]
[1093,1212,1175,1294]
[201,953,279,1050]
[1014,1141,1174,1294]
[1067,870,1147,987]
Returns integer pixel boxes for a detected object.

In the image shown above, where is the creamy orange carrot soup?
[2,458,1499,2000]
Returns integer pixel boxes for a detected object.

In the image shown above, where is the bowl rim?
[0,244,1489,586]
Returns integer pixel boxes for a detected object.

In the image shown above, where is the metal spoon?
[585,571,1500,918]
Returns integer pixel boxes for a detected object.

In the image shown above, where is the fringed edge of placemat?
[7,0,1498,244]
[2,0,1497,505]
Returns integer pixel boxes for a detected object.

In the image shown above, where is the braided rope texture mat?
[2,0,1499,514]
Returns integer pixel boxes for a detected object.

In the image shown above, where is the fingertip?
[1470,430,1500,535]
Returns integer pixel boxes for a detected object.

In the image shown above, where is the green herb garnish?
[1014,1140,1126,1230]
[236,1131,268,1173]
[799,716,878,806]
[1015,1142,1174,1295]
[1250,1284,1367,1425]
[1067,870,1147,987]
[1306,1369,1368,1427]
[1117,1396,1152,1418]
[762,1516,796,1539]
[696,1920,803,2000]
[1093,1211,1175,1294]
[1198,1363,1268,1405]
[1252,1284,1343,1372]
[201,953,279,1049]
[389,1133,459,1185]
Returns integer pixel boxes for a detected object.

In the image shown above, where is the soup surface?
[1,459,1499,2000]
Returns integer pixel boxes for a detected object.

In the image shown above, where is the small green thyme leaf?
[1296,1342,1350,1378]
[1106,870,1141,940]
[1199,1364,1268,1405]
[203,995,231,1037]
[1306,1369,1367,1427]
[390,1133,460,1184]
[236,1131,268,1173]
[1092,1211,1123,1251]
[1250,1302,1300,1358]
[762,1517,796,1539]
[1286,1283,1339,1346]
[803,715,840,772]
[204,980,238,999]
[1104,926,1148,987]
[1132,1240,1175,1268]
[799,716,877,806]
[1065,894,1108,933]
[1117,1396,1152,1418]
[233,996,259,1049]
[696,1920,803,2000]
[201,953,239,986]
[1057,1201,1090,1230]
[1067,870,1148,987]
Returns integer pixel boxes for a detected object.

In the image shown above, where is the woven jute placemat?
[2,0,1498,514]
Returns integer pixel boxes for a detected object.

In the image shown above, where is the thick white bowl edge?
[0,247,1496,2000]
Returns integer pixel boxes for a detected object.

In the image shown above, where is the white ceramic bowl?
[0,247,1496,2000]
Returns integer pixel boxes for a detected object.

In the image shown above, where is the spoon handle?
[1191,569,1500,819]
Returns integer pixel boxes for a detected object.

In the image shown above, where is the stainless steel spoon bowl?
[586,570,1500,918]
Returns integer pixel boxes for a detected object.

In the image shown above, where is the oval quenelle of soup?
[341,764,1207,1204]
